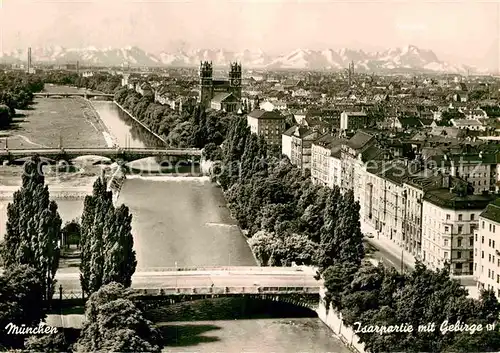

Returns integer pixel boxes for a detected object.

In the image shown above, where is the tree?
[24,332,69,352]
[73,283,161,353]
[0,104,11,128]
[322,262,359,308]
[202,142,222,161]
[1,156,62,302]
[80,176,111,295]
[102,205,137,288]
[80,176,136,296]
[316,186,342,270]
[332,190,365,266]
[0,265,45,349]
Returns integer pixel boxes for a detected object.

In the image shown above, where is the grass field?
[0,97,109,149]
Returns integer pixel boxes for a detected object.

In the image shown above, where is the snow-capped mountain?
[0,46,160,67]
[0,45,483,74]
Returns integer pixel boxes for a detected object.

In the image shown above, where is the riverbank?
[83,98,117,148]
[0,97,110,149]
[113,101,168,145]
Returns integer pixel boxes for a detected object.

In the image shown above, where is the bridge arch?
[70,155,114,165]
[134,292,320,323]
[134,290,320,310]
[11,156,57,165]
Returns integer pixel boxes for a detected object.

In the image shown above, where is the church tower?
[229,62,242,101]
[199,61,213,108]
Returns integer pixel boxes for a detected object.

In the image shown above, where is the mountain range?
[0,45,485,74]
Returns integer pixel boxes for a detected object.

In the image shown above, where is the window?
[469,251,473,258]
[489,254,492,262]
[498,275,500,284]
[458,226,463,234]
[444,251,448,258]
[457,251,462,259]
[498,259,500,267]
[483,221,485,229]
[475,248,478,256]
[475,234,478,241]
[457,238,462,247]
[494,241,496,248]
[482,236,485,244]
[494,225,497,233]
[470,237,474,246]
[482,251,484,258]
[445,226,449,232]
[489,269,491,277]
[458,214,463,221]
[490,224,492,232]
[444,239,448,246]
[471,214,475,221]
[446,214,450,220]
[489,239,492,247]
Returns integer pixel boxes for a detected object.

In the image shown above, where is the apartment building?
[340,111,368,132]
[310,135,345,188]
[247,109,286,146]
[282,126,295,161]
[422,180,494,275]
[368,162,408,246]
[340,131,376,194]
[399,172,450,257]
[354,145,386,224]
[475,199,500,298]
[289,127,320,170]
[427,150,497,195]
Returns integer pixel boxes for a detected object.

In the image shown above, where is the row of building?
[262,123,500,297]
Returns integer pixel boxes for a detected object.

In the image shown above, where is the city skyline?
[0,0,499,71]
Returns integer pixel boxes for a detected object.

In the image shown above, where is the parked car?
[365,233,374,238]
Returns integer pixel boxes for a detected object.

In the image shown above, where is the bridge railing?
[53,286,320,300]
[134,266,316,273]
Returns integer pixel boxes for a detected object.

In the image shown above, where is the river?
[1,87,351,353]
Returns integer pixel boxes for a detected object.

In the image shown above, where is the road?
[364,239,414,273]
[55,270,322,292]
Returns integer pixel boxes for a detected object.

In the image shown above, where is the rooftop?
[480,199,500,223]
[248,109,283,120]
[425,189,496,210]
[343,111,367,117]
[397,117,423,128]
[347,131,375,150]
[211,92,234,103]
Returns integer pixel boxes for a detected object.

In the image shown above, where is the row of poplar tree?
[0,157,161,351]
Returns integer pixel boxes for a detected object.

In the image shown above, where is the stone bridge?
[34,92,114,99]
[54,266,322,309]
[0,147,202,164]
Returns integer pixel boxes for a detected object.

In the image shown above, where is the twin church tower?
[199,61,242,109]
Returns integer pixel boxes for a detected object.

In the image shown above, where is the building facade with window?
[247,109,286,146]
[475,199,500,298]
[289,127,320,170]
[422,186,494,275]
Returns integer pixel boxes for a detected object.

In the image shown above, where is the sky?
[0,0,499,71]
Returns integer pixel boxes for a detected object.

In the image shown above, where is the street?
[55,271,321,292]
[364,241,408,273]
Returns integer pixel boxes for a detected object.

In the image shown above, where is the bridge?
[0,147,203,164]
[54,266,323,309]
[34,92,114,99]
